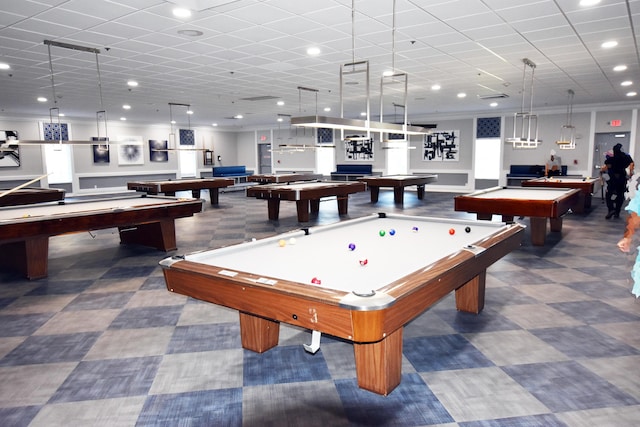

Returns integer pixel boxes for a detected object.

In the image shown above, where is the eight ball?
[465,226,471,233]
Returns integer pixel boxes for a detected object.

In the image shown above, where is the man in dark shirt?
[603,143,634,219]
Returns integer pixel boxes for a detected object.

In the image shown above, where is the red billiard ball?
[311,277,322,285]
[359,259,368,266]
[449,228,455,235]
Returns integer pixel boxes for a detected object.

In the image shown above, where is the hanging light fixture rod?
[44,39,100,54]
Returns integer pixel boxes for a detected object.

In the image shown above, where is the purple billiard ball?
[348,243,356,251]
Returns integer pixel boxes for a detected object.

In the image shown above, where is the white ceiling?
[0,0,638,130]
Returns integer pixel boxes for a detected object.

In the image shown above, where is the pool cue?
[0,173,52,199]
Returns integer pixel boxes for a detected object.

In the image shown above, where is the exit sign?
[610,119,622,127]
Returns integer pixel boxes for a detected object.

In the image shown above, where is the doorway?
[258,143,271,174]
[593,132,631,173]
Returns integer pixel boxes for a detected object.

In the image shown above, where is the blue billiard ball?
[389,229,396,236]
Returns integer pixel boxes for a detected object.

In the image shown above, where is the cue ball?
[449,228,455,235]
[465,226,471,233]
[288,237,297,245]
[348,243,356,251]
[278,239,286,247]
[389,229,396,236]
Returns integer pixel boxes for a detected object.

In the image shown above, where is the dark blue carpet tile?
[404,334,494,372]
[502,361,639,412]
[0,332,101,366]
[575,266,630,281]
[140,276,168,291]
[0,313,55,337]
[0,406,42,427]
[482,286,539,306]
[335,373,454,426]
[49,356,162,403]
[100,265,157,280]
[531,326,640,358]
[435,309,522,334]
[548,300,640,324]
[108,305,184,330]
[63,292,135,311]
[482,270,550,286]
[166,323,241,354]
[564,280,636,299]
[0,296,18,309]
[26,279,95,296]
[243,346,332,387]
[136,388,243,427]
[460,413,569,427]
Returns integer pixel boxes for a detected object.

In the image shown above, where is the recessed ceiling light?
[621,81,633,86]
[277,117,283,122]
[127,80,138,87]
[613,65,627,72]
[382,70,394,77]
[177,29,203,37]
[122,104,131,110]
[58,113,65,117]
[306,47,321,56]
[457,92,467,98]
[490,102,498,107]
[187,110,194,115]
[360,112,367,116]
[324,107,331,112]
[0,62,10,70]
[601,40,618,49]
[211,123,218,127]
[626,91,637,97]
[431,84,441,91]
[234,114,243,119]
[37,97,47,102]
[172,8,191,18]
[120,117,127,121]
[170,120,176,124]
[579,0,600,6]
[277,101,284,106]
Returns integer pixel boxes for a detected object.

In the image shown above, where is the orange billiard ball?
[449,228,455,235]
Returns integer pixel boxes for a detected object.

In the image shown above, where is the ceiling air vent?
[478,93,509,100]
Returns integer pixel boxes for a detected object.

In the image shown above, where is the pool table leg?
[416,185,425,200]
[336,196,349,215]
[393,188,404,204]
[209,188,220,206]
[118,219,177,251]
[353,327,403,396]
[267,199,281,220]
[239,312,280,353]
[529,217,548,246]
[1,238,49,279]
[455,271,486,314]
[369,187,380,203]
[296,200,311,222]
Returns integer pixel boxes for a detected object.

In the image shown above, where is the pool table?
[358,174,438,204]
[454,186,581,246]
[0,187,65,207]
[127,178,234,206]
[0,194,203,279]
[246,181,366,222]
[521,177,599,213]
[160,213,524,395]
[247,173,323,184]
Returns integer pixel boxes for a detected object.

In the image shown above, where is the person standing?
[545,150,562,177]
[602,143,634,219]
[616,193,640,298]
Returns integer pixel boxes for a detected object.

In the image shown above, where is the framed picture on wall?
[149,140,169,162]
[423,130,459,162]
[0,130,20,167]
[116,136,144,165]
[91,137,110,164]
[345,137,374,160]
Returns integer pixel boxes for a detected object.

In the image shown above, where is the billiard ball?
[359,259,368,266]
[412,226,419,232]
[348,243,356,251]
[288,237,297,245]
[389,229,396,236]
[379,230,386,237]
[311,277,321,285]
[449,228,455,235]
[278,239,286,247]
[465,226,471,233]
